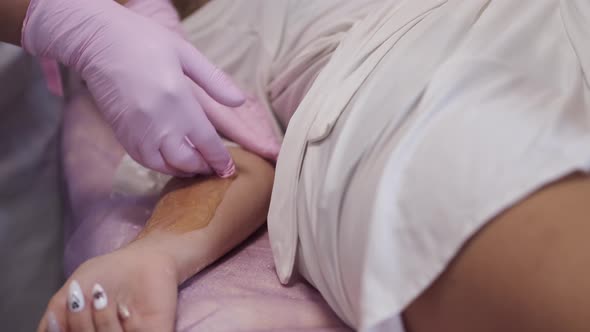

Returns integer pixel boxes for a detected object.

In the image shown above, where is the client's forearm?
[128,147,274,284]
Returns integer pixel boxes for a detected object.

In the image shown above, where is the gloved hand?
[22,0,245,177]
[191,85,281,161]
[125,0,282,161]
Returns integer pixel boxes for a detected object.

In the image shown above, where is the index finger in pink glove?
[177,41,245,108]
[190,83,281,161]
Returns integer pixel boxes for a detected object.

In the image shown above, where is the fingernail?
[217,160,236,178]
[92,284,108,311]
[47,312,61,332]
[117,303,131,320]
[67,280,84,312]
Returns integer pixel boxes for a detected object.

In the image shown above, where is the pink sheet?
[61,90,349,331]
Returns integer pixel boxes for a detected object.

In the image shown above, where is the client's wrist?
[133,230,218,285]
[126,231,184,285]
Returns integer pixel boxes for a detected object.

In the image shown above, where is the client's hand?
[38,146,274,332]
[38,242,178,332]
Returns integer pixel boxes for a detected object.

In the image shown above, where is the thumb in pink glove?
[22,0,244,177]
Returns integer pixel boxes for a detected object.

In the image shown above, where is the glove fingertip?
[216,159,236,178]
[206,68,246,107]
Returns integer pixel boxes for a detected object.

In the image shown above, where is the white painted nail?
[47,311,61,332]
[117,303,131,320]
[92,284,108,310]
[67,280,85,312]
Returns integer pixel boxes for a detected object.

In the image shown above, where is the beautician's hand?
[22,0,244,177]
[192,86,281,160]
[126,0,281,161]
[37,243,178,332]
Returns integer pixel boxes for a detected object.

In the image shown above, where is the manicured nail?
[217,160,236,178]
[47,312,61,332]
[67,280,84,312]
[92,284,108,310]
[117,303,131,320]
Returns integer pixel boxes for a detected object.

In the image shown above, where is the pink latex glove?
[191,86,281,161]
[126,0,281,161]
[22,0,245,177]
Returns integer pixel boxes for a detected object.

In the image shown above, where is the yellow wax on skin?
[144,175,234,234]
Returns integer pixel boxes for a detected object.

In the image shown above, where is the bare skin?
[37,147,275,332]
[0,0,29,45]
[404,173,590,332]
[140,147,275,284]
[39,149,590,331]
[139,176,233,235]
[28,1,590,330]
